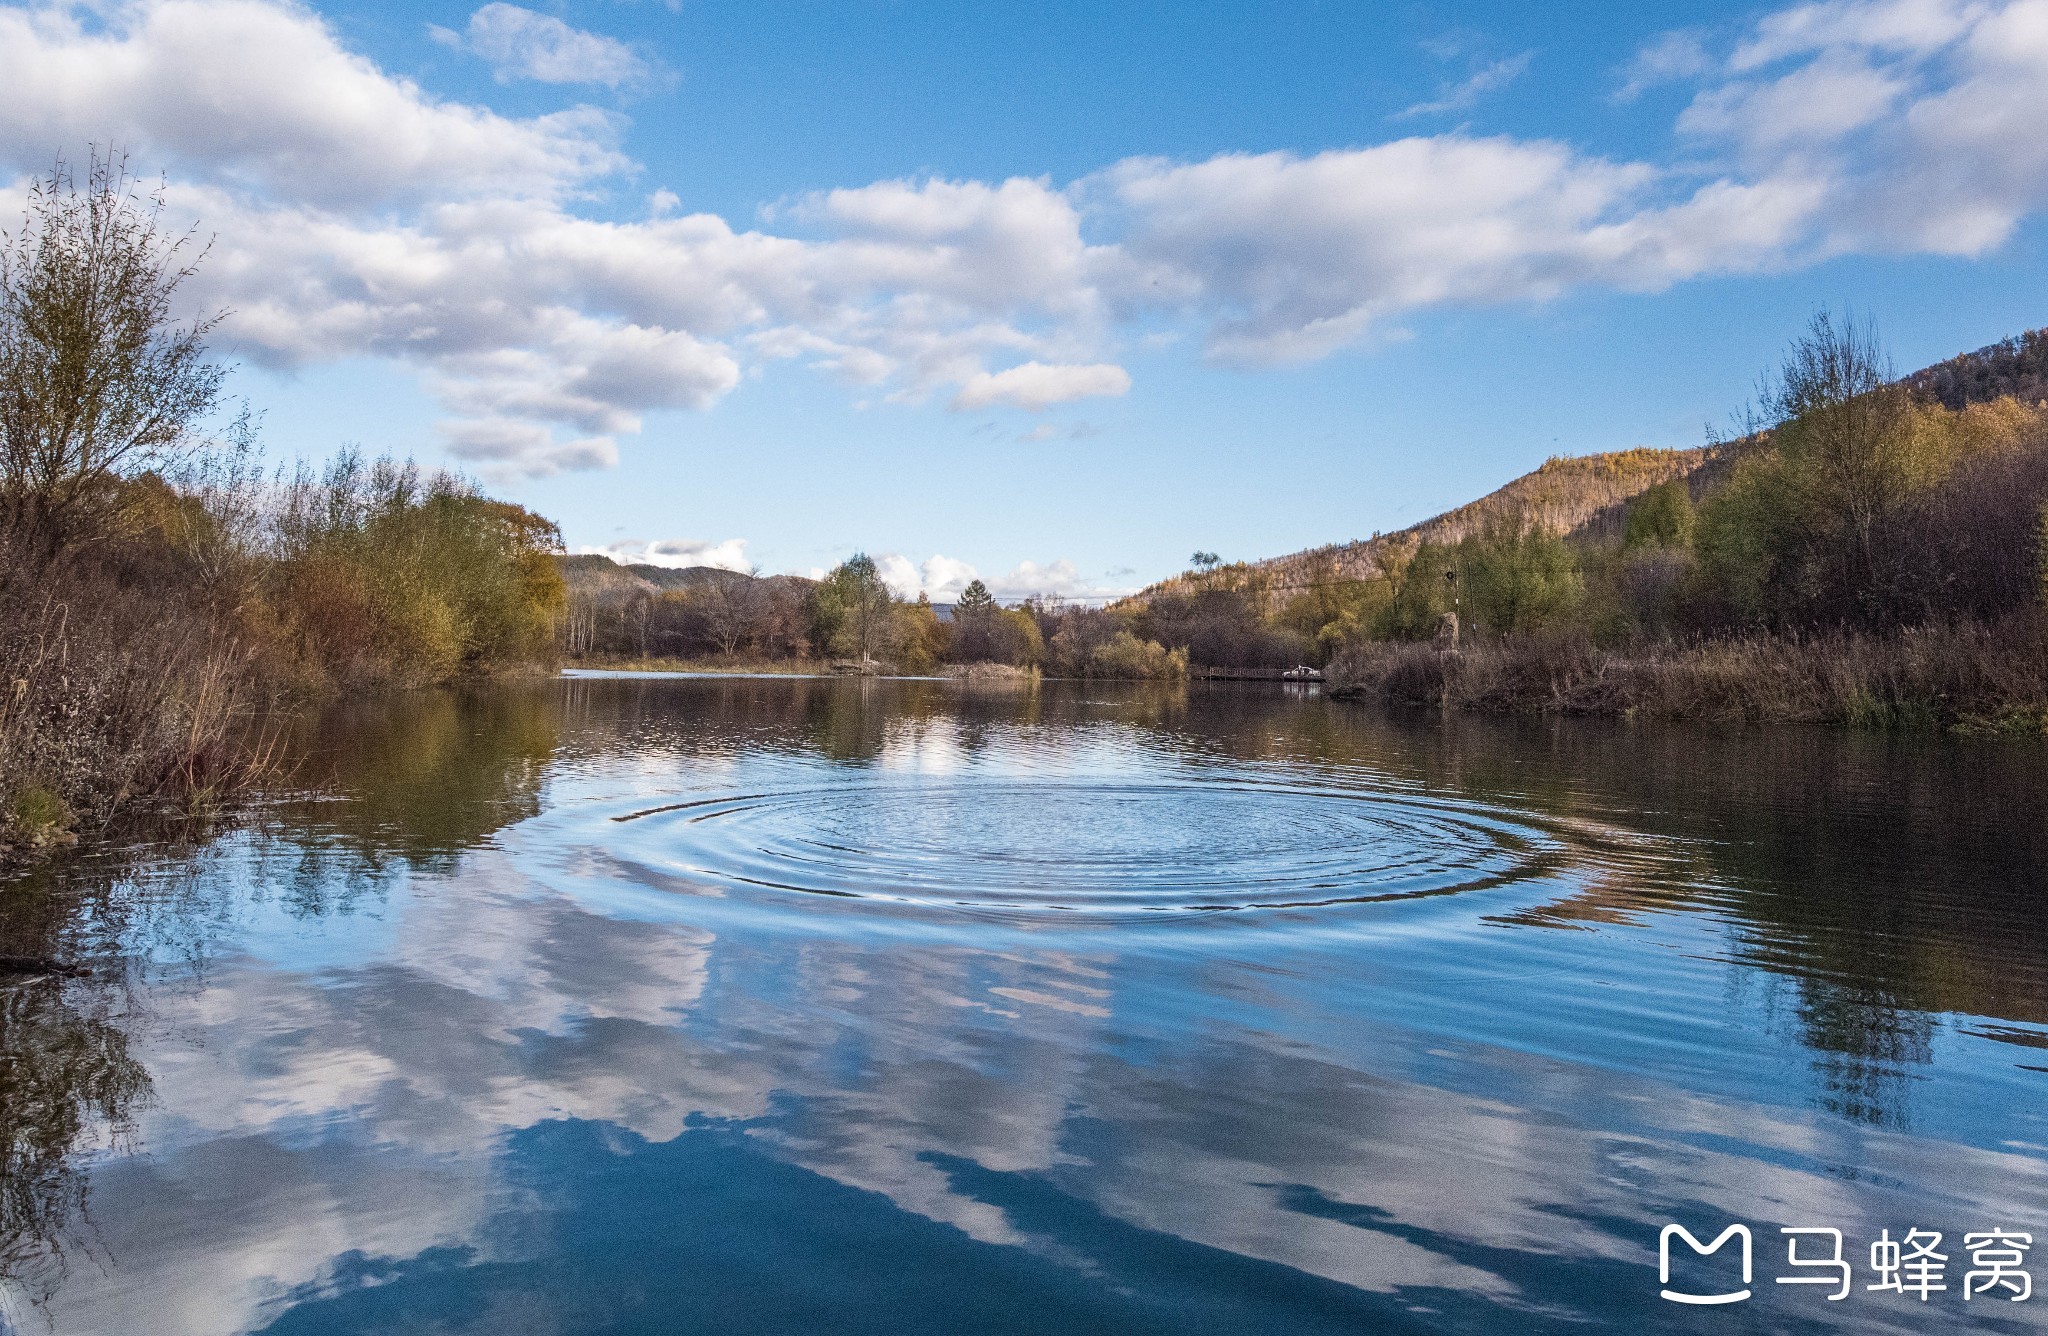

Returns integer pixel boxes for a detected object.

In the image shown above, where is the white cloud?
[986,559,1133,602]
[862,552,1130,601]
[1673,0,2048,255]
[589,537,752,570]
[1678,51,1909,154]
[434,4,662,90]
[915,554,980,598]
[872,553,980,599]
[951,361,1131,411]
[5,0,2048,475]
[1616,31,1716,101]
[1102,141,1667,363]
[443,418,618,474]
[0,0,623,208]
[1398,51,1534,118]
[1731,0,1982,69]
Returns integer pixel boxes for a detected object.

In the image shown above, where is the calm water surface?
[4,676,2047,1333]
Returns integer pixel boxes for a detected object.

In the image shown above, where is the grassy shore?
[1325,612,2048,732]
[566,655,834,675]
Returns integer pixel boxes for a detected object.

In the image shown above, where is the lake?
[3,675,2047,1333]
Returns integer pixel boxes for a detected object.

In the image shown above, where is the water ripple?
[604,778,1587,915]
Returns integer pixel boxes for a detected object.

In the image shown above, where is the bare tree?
[1760,309,1914,591]
[702,569,768,657]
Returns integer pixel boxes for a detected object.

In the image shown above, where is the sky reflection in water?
[4,677,2048,1334]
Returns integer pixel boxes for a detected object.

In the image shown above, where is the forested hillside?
[1905,329,2048,410]
[1151,325,2047,604]
[1168,446,1718,594]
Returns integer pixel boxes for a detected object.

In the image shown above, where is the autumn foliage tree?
[0,154,224,556]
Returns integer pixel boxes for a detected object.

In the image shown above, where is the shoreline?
[1325,615,2048,733]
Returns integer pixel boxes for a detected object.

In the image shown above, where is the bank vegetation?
[0,157,564,855]
[1323,313,2048,729]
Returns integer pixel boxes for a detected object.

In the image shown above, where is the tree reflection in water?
[1,871,151,1310]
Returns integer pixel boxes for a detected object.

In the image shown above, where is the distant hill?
[554,555,810,600]
[1139,324,2045,598]
[1905,328,2048,410]
[1136,446,1716,600]
[556,553,660,599]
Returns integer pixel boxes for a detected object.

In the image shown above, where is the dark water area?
[4,675,2047,1333]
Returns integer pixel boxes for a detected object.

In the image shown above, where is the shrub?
[271,452,564,688]
[1087,631,1188,680]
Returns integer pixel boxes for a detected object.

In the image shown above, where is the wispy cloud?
[1615,30,1715,102]
[431,4,665,90]
[1397,51,1534,118]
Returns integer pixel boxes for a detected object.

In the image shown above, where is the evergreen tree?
[955,578,996,617]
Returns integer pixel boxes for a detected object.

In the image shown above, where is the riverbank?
[1325,612,2048,731]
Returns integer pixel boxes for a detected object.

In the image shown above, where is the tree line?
[563,559,1192,679]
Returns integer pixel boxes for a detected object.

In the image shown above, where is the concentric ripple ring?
[604,779,1580,915]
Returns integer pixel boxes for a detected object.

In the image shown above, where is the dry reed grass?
[1326,613,2048,731]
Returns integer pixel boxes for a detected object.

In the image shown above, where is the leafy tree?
[1087,630,1186,679]
[894,593,949,673]
[1692,452,1799,628]
[1274,553,1393,661]
[812,553,896,663]
[1373,541,1457,641]
[1458,521,1582,638]
[272,451,565,683]
[1,152,226,555]
[1622,480,1695,551]
[2040,501,2048,609]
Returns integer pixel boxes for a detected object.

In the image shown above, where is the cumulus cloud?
[871,553,980,599]
[0,0,623,207]
[1102,141,1667,363]
[5,0,2048,475]
[1673,0,2048,255]
[951,361,1131,411]
[434,4,661,89]
[590,537,752,570]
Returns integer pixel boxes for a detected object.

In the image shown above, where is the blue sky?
[3,0,2046,596]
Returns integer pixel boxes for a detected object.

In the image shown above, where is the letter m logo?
[1660,1224,1753,1305]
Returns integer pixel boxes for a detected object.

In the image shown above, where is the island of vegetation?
[5,157,2047,857]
